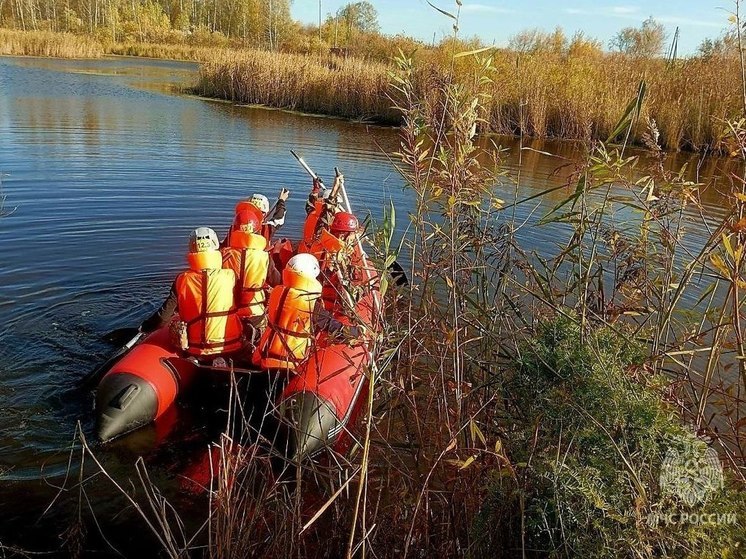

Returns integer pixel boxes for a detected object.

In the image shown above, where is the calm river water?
[0,55,738,554]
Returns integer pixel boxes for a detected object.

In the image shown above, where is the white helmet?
[250,193,270,214]
[287,253,320,279]
[189,227,219,253]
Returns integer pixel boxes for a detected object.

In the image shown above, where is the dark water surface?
[0,55,739,555]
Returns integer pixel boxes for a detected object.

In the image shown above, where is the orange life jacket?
[253,268,322,371]
[221,231,269,318]
[305,230,349,309]
[299,200,324,253]
[307,229,345,261]
[175,250,243,357]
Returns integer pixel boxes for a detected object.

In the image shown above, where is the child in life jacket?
[225,189,290,247]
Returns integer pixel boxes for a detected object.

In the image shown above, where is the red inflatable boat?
[95,229,382,462]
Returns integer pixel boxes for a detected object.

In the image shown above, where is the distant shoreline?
[2,28,742,154]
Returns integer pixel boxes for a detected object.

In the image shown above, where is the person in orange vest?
[305,211,365,311]
[141,227,244,362]
[230,189,290,245]
[252,253,323,372]
[221,209,281,347]
[299,176,343,253]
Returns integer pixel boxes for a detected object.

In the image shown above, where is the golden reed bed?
[2,28,741,151]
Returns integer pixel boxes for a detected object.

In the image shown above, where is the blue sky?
[292,1,733,55]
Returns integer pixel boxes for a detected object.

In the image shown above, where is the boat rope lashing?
[259,287,314,368]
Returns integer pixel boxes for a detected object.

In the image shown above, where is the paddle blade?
[101,327,141,346]
[388,261,409,287]
[80,332,144,390]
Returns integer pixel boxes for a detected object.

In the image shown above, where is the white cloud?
[563,4,723,27]
[611,6,639,15]
[565,7,631,17]
[462,3,516,14]
[656,15,725,28]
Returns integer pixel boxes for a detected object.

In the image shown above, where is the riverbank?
[2,28,744,152]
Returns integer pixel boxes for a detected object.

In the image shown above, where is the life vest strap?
[189,335,244,350]
[260,340,300,365]
[185,308,238,327]
[268,322,314,339]
[241,286,264,293]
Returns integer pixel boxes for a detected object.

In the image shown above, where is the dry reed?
[2,28,742,152]
[195,49,398,122]
[0,28,103,57]
[105,41,227,62]
[193,46,744,152]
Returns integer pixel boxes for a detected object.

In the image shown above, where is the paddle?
[289,150,409,287]
[101,326,142,346]
[290,149,324,188]
[79,330,145,389]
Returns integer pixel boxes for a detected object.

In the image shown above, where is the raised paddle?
[290,149,324,188]
[290,150,408,287]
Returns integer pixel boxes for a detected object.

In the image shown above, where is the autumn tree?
[337,1,378,34]
[0,0,293,47]
[698,31,738,58]
[508,26,567,54]
[609,16,666,57]
[567,31,602,57]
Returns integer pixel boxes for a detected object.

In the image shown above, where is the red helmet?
[233,209,261,234]
[330,212,359,234]
[234,200,264,222]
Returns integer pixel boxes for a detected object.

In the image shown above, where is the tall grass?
[106,41,227,62]
[364,37,746,555]
[0,28,103,57]
[478,51,741,151]
[195,46,743,152]
[0,28,234,61]
[194,50,398,122]
[2,28,743,152]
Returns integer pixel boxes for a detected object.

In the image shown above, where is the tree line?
[0,0,389,51]
[0,0,736,62]
[0,0,290,46]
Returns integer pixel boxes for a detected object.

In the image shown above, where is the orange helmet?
[330,212,359,234]
[233,209,261,234]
